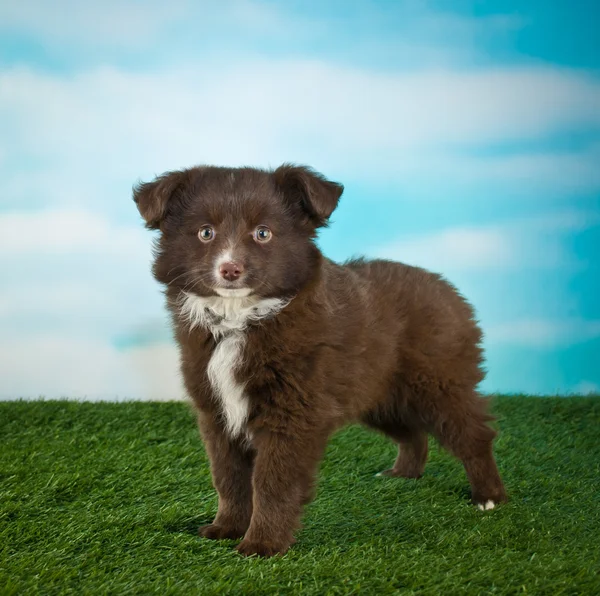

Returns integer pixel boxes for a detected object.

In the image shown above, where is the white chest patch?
[177,291,291,437]
[207,331,248,437]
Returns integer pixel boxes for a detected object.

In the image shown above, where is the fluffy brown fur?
[133,164,507,558]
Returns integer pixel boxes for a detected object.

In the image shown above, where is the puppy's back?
[343,258,484,384]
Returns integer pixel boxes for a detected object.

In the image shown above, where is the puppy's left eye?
[198,226,215,242]
[254,226,272,243]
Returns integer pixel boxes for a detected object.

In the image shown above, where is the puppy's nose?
[219,261,244,281]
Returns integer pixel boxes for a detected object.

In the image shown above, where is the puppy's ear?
[133,170,190,230]
[273,164,344,228]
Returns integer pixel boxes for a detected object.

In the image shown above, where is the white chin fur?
[214,287,253,298]
[177,291,291,338]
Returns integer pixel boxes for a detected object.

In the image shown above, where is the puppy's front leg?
[197,414,254,540]
[237,428,329,557]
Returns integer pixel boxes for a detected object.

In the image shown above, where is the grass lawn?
[1,396,599,595]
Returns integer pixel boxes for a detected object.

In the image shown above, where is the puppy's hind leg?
[376,428,428,479]
[430,391,507,509]
[362,411,429,479]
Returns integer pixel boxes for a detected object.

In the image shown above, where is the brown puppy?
[133,164,507,557]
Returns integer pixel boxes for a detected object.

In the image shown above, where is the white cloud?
[395,143,600,199]
[375,227,511,271]
[571,381,600,395]
[0,215,178,401]
[372,211,597,273]
[0,336,185,401]
[0,209,163,343]
[458,144,600,193]
[485,319,600,348]
[0,281,123,318]
[0,0,521,64]
[1,62,599,214]
[0,277,165,340]
[0,210,149,256]
[0,0,192,47]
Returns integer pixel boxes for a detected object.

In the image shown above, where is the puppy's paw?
[473,489,508,511]
[198,523,244,540]
[375,467,423,479]
[236,538,289,558]
[476,499,497,511]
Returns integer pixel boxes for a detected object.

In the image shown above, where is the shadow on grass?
[162,515,212,535]
[160,469,479,553]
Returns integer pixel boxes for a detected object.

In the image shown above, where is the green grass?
[1,397,599,595]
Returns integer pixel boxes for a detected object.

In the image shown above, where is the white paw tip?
[374,472,383,477]
[477,500,496,511]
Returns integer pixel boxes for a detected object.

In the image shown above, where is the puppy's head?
[133,164,343,299]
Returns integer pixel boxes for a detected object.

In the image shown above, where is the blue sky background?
[0,0,598,399]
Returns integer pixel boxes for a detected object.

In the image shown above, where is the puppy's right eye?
[198,226,215,242]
